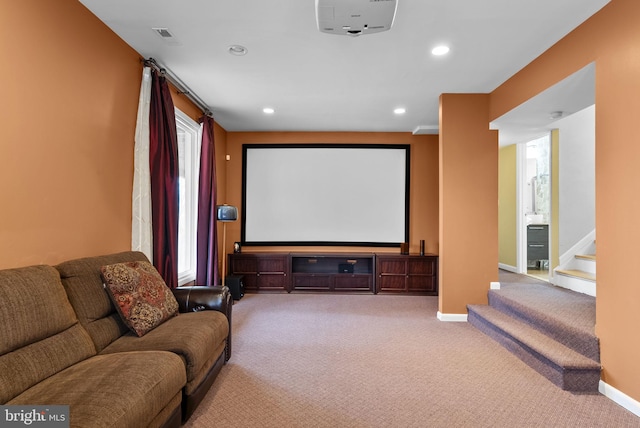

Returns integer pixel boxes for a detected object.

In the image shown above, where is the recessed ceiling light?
[263,107,275,114]
[228,45,248,56]
[394,107,406,115]
[431,45,450,56]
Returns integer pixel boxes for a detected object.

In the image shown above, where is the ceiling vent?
[152,27,174,38]
[152,27,181,46]
[316,0,398,37]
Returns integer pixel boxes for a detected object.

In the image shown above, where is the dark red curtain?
[149,70,179,289]
[196,115,219,286]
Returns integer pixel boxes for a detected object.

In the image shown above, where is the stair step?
[570,256,596,275]
[488,286,599,361]
[468,304,601,392]
[553,272,597,296]
[556,269,596,282]
[575,254,596,261]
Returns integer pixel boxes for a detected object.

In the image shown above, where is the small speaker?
[226,275,244,300]
[400,242,409,255]
[216,205,238,221]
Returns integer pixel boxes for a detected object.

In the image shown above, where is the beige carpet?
[185,293,640,427]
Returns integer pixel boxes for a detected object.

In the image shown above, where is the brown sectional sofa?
[0,251,232,427]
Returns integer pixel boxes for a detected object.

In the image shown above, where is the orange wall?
[0,0,214,270]
[170,86,203,123]
[490,0,640,401]
[223,132,439,258]
[0,0,142,268]
[439,94,498,314]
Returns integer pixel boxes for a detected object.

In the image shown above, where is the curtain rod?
[143,57,212,117]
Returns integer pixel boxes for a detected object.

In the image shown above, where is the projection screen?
[241,144,410,246]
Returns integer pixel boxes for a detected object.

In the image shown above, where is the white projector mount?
[316,0,398,37]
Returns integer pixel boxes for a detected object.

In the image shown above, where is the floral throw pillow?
[101,261,179,337]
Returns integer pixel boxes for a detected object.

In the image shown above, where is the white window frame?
[175,109,202,286]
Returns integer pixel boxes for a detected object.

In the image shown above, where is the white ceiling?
[491,62,596,146]
[78,0,609,134]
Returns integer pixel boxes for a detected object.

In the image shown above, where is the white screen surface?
[242,145,409,246]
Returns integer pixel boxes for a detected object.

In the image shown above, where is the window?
[175,109,202,285]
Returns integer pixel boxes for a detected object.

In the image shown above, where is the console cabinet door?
[376,255,438,294]
[334,275,372,291]
[229,254,290,292]
[406,258,437,292]
[229,255,258,291]
[377,257,408,292]
[256,256,289,291]
[293,274,332,290]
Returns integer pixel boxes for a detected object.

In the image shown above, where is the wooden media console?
[228,252,438,295]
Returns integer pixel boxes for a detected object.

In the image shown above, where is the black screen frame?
[240,143,410,247]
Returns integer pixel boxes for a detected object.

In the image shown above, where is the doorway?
[520,135,551,281]
[492,62,595,281]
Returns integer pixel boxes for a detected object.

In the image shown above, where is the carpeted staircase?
[468,282,601,393]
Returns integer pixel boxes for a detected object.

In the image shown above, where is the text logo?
[1,406,69,427]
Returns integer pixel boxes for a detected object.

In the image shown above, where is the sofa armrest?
[172,285,232,361]
[173,285,231,314]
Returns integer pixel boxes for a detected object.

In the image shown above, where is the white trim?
[516,142,527,274]
[559,229,596,267]
[551,271,596,296]
[498,263,518,273]
[437,311,468,322]
[599,380,640,417]
[490,282,501,290]
[175,109,202,286]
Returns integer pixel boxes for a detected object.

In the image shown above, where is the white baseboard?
[599,380,640,417]
[498,263,518,273]
[490,281,501,290]
[437,311,468,322]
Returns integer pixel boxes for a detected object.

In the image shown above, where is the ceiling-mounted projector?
[316,0,398,37]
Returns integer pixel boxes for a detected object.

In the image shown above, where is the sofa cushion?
[99,311,228,387]
[0,265,97,403]
[55,252,150,351]
[8,351,186,428]
[101,261,179,337]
